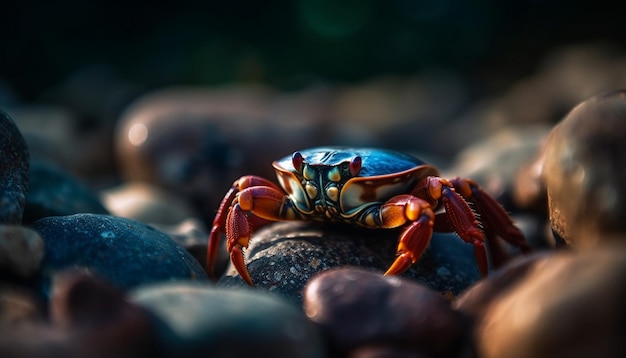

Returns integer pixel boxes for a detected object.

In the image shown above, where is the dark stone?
[131,282,326,358]
[32,214,208,297]
[0,111,29,224]
[303,267,467,357]
[22,161,109,224]
[217,221,481,305]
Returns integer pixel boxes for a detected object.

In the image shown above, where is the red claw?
[230,245,253,285]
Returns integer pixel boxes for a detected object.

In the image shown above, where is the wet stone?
[542,89,626,247]
[0,111,29,224]
[100,181,199,226]
[0,225,44,278]
[150,218,219,276]
[303,267,468,357]
[23,161,109,224]
[32,214,208,297]
[217,221,481,305]
[471,246,626,358]
[131,282,325,358]
[453,251,554,321]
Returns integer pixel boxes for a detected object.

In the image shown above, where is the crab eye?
[292,151,304,172]
[349,156,362,177]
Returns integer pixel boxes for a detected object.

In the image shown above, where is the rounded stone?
[303,267,467,357]
[453,251,554,321]
[0,225,44,277]
[23,161,109,224]
[474,246,626,358]
[131,282,325,357]
[542,89,626,247]
[100,181,198,226]
[0,111,29,224]
[32,214,208,296]
[217,221,481,305]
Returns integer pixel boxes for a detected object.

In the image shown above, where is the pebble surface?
[217,221,481,305]
[32,214,208,296]
[131,282,326,357]
[303,267,468,357]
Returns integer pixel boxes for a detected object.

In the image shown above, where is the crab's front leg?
[206,176,298,285]
[370,194,437,276]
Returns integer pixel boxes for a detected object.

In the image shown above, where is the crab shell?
[272,147,440,219]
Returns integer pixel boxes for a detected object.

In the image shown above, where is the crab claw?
[384,209,434,276]
[230,245,253,285]
[226,203,255,285]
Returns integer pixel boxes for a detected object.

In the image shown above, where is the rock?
[115,86,328,221]
[0,225,44,278]
[150,218,221,277]
[32,214,208,297]
[0,110,29,224]
[131,282,325,357]
[0,270,162,358]
[0,285,43,327]
[217,222,481,305]
[23,161,109,224]
[100,181,199,226]
[453,251,554,321]
[447,125,550,207]
[49,270,161,357]
[542,89,626,247]
[472,246,626,358]
[348,345,431,358]
[303,267,468,357]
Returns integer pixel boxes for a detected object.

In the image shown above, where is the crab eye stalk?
[349,156,362,177]
[292,151,304,172]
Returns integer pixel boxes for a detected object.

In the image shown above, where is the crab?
[206,147,531,285]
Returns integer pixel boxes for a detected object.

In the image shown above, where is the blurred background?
[2,0,626,225]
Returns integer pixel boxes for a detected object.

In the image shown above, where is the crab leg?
[206,175,284,280]
[365,195,436,276]
[415,177,489,276]
[450,178,532,254]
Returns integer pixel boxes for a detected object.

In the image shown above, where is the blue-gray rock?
[0,111,29,224]
[217,221,481,305]
[303,267,467,357]
[22,161,109,224]
[131,282,326,358]
[32,214,208,297]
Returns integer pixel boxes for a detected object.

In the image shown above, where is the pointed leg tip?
[230,245,255,286]
[384,253,414,276]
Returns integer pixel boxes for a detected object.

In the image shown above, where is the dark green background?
[1,0,624,101]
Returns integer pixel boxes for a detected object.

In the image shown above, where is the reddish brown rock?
[303,267,468,357]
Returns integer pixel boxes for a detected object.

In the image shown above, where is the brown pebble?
[303,267,467,357]
[543,89,626,247]
[474,245,626,358]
